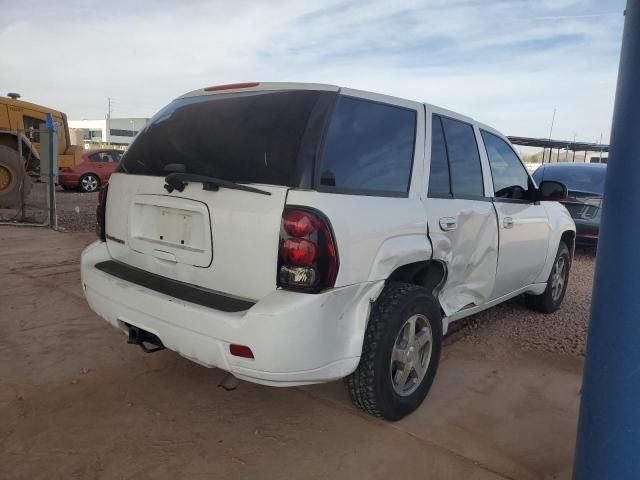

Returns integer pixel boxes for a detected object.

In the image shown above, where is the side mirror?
[538,180,568,201]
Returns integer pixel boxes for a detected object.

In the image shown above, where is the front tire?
[345,282,442,421]
[79,173,100,193]
[525,241,571,313]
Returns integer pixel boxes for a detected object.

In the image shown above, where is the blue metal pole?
[573,1,640,478]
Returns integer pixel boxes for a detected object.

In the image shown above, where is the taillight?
[96,183,108,241]
[278,207,338,292]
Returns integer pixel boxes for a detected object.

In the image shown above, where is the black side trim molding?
[94,260,256,312]
[106,234,125,244]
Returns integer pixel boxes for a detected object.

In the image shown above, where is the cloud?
[0,0,625,142]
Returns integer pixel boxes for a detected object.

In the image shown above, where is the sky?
[0,0,626,144]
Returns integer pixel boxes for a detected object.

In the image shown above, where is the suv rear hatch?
[104,87,336,303]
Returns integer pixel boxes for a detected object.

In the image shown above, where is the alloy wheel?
[389,314,433,397]
[81,175,99,192]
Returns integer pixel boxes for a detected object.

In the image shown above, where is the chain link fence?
[0,127,98,232]
[0,128,51,226]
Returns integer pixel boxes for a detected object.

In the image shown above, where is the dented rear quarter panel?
[285,190,430,287]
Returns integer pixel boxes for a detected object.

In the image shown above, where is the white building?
[68,117,149,148]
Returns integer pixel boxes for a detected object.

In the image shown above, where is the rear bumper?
[574,220,599,246]
[81,241,383,386]
[57,172,79,187]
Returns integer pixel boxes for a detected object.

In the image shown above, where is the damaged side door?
[423,110,499,316]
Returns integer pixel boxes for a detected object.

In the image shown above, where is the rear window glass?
[535,166,606,194]
[118,90,329,186]
[317,96,416,195]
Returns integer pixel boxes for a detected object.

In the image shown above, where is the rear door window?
[428,115,451,197]
[119,90,333,187]
[317,95,416,196]
[440,117,484,198]
[90,152,115,162]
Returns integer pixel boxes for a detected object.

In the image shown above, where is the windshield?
[119,90,333,187]
[534,165,606,194]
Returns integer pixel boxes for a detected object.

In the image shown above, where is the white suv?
[81,82,575,420]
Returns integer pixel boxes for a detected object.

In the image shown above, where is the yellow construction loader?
[0,93,83,208]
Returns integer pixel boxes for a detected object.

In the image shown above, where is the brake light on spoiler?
[278,207,339,292]
[204,82,260,92]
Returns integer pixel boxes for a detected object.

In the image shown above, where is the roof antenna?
[7,92,21,100]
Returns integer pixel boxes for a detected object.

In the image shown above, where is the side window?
[318,95,416,195]
[440,117,484,198]
[23,116,45,143]
[90,152,111,162]
[428,115,451,197]
[481,130,531,200]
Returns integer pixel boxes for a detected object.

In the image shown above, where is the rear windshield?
[119,90,332,186]
[534,165,606,194]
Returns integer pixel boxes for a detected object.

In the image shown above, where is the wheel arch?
[387,260,447,300]
[561,230,576,259]
[535,202,577,284]
[352,236,447,361]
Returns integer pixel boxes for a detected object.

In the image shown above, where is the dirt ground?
[0,226,592,480]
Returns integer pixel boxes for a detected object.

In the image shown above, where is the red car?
[58,149,124,193]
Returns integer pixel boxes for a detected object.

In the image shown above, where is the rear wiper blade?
[164,173,271,196]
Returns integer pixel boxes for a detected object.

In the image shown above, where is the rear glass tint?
[119,90,331,186]
[317,96,416,196]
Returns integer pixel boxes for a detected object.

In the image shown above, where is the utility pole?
[548,108,556,141]
[573,1,640,478]
[106,97,112,145]
[597,132,604,163]
[545,107,556,164]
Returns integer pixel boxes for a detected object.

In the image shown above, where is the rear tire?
[79,173,100,193]
[0,145,32,209]
[525,241,571,313]
[345,282,442,421]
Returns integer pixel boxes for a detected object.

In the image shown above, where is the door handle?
[439,217,457,231]
[503,217,514,229]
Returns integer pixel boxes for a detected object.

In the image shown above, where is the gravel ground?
[0,182,98,230]
[4,185,596,358]
[446,250,595,357]
[54,186,99,232]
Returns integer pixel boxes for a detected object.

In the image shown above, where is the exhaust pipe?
[126,324,165,353]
